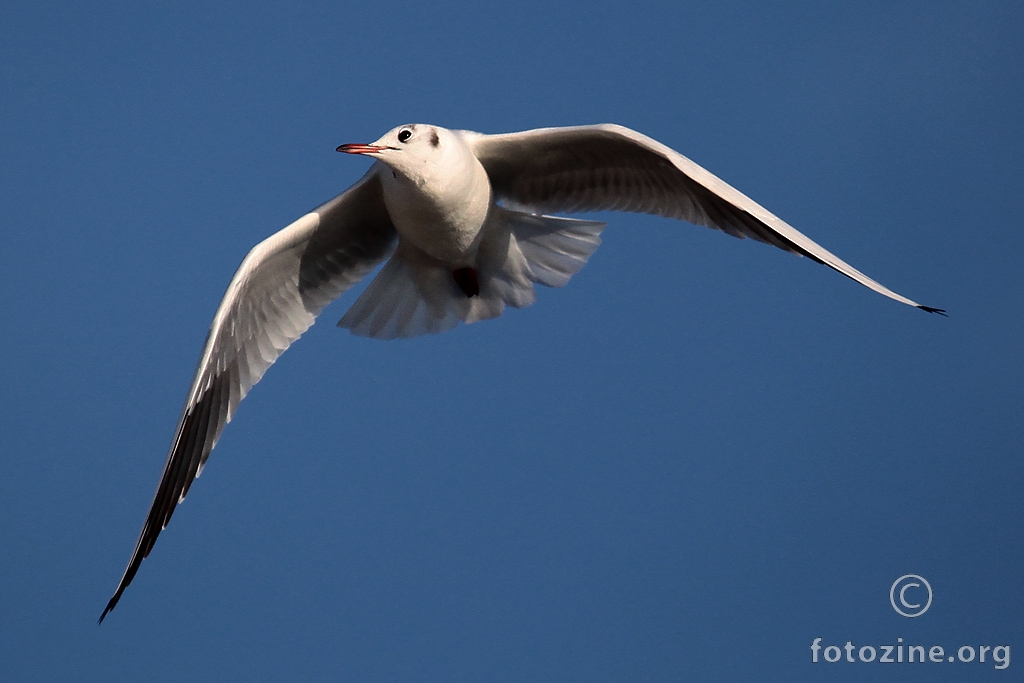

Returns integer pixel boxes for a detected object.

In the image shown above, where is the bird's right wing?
[100,168,396,622]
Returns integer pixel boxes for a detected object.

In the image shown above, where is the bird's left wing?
[465,124,942,313]
[100,168,396,622]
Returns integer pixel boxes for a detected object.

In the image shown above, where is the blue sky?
[2,1,1021,681]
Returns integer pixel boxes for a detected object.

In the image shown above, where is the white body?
[378,127,493,264]
[100,122,941,622]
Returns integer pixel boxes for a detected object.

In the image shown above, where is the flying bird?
[99,123,942,622]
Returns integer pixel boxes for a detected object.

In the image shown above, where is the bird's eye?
[397,128,412,143]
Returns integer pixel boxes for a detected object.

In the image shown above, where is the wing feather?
[100,169,395,622]
[467,124,942,313]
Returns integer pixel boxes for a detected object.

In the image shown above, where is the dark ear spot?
[429,129,440,147]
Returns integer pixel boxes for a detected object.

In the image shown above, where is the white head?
[337,124,456,181]
[337,123,492,260]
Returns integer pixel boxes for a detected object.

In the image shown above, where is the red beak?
[336,143,390,155]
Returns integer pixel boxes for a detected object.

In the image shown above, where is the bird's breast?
[380,157,493,265]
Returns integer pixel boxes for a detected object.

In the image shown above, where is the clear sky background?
[2,1,1021,681]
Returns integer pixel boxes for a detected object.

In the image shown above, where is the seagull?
[99,123,942,622]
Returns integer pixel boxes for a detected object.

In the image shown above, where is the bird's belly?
[392,208,483,264]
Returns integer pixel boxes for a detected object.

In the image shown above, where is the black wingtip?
[98,591,121,625]
[918,305,948,317]
[97,598,114,626]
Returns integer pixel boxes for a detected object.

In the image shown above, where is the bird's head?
[337,124,449,179]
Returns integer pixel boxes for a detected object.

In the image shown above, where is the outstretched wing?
[466,124,942,313]
[100,169,396,622]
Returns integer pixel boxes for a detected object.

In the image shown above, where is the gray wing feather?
[100,169,395,622]
[466,124,941,312]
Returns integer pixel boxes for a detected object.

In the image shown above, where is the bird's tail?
[337,209,605,339]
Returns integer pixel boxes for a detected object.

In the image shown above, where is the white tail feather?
[338,209,606,339]
[506,211,605,287]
